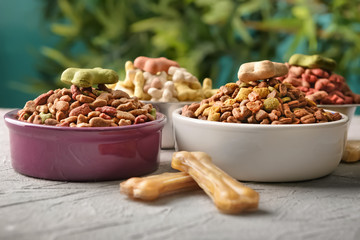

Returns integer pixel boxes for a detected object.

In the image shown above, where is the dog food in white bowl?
[174,60,348,182]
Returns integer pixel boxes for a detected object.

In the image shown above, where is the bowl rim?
[172,108,349,129]
[317,104,360,108]
[4,109,166,132]
[142,100,197,105]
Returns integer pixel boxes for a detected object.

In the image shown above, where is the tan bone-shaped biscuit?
[120,172,198,201]
[238,60,288,83]
[172,151,259,214]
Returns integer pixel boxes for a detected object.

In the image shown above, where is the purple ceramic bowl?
[4,109,166,181]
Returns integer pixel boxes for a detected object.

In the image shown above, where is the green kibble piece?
[150,108,156,118]
[239,82,249,88]
[23,113,30,120]
[268,86,275,92]
[282,97,291,103]
[39,112,52,123]
[94,90,105,96]
[264,98,280,112]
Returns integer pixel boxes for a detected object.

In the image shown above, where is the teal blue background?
[0,0,56,108]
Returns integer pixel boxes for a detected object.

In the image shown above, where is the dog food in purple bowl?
[5,109,166,181]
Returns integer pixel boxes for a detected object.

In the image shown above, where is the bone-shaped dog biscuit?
[172,151,259,214]
[289,54,337,71]
[120,172,198,201]
[134,56,180,75]
[237,60,288,83]
[133,71,145,99]
[61,67,119,87]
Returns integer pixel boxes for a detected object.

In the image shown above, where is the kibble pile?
[181,78,342,124]
[17,84,156,127]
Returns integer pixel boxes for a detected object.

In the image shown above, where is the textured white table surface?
[1,108,360,240]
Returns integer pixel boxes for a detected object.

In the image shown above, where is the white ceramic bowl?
[173,108,349,182]
[144,101,194,149]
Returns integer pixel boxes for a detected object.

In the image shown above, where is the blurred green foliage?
[37,0,360,89]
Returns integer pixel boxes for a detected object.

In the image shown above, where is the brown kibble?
[44,118,58,125]
[36,105,49,114]
[182,110,195,118]
[92,98,108,108]
[89,117,111,127]
[255,109,268,122]
[110,99,123,108]
[33,115,43,124]
[97,92,113,102]
[76,94,95,103]
[287,100,300,108]
[220,83,238,95]
[47,93,61,104]
[88,111,101,118]
[279,117,293,124]
[62,116,78,123]
[59,95,71,102]
[77,114,88,123]
[99,113,112,120]
[56,111,66,122]
[55,100,70,112]
[69,101,81,110]
[116,111,136,121]
[34,90,54,105]
[220,111,231,122]
[248,91,260,102]
[247,115,258,124]
[278,84,287,97]
[71,85,81,100]
[260,118,270,124]
[129,109,148,116]
[69,104,92,117]
[76,123,91,127]
[23,101,36,113]
[112,90,130,99]
[246,100,262,113]
[293,108,310,118]
[187,103,201,112]
[117,101,136,111]
[300,114,316,124]
[118,119,132,126]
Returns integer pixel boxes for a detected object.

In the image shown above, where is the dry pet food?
[278,54,360,104]
[17,68,157,127]
[182,61,342,124]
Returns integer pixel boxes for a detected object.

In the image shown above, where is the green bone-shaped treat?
[61,67,119,87]
[289,54,336,71]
